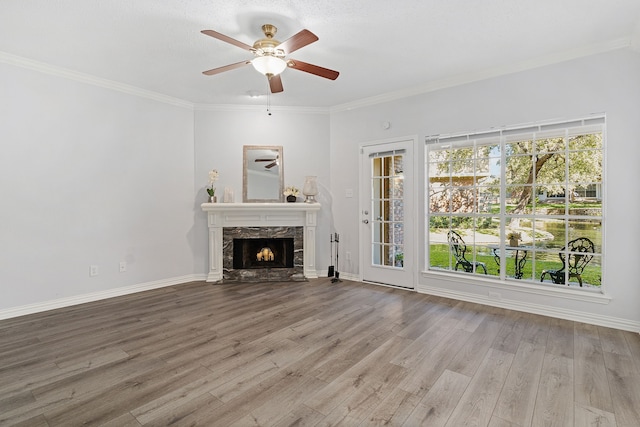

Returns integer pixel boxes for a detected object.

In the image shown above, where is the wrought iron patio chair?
[447,230,487,274]
[540,237,594,287]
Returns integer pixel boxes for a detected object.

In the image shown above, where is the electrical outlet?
[90,265,99,277]
[119,261,127,272]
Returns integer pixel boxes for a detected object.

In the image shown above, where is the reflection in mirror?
[243,145,284,202]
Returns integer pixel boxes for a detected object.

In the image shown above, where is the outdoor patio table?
[487,244,534,279]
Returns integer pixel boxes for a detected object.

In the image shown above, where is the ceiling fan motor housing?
[253,24,284,57]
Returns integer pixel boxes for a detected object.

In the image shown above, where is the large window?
[426,117,604,290]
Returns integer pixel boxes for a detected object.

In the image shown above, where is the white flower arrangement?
[283,186,300,197]
[207,169,219,197]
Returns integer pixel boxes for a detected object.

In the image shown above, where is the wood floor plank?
[546,317,575,359]
[531,353,574,427]
[491,311,529,354]
[597,326,632,356]
[444,348,515,427]
[229,373,327,427]
[574,322,614,412]
[9,414,51,427]
[623,330,640,374]
[362,388,421,426]
[487,416,520,427]
[271,404,326,427]
[43,364,215,426]
[402,369,471,427]
[494,341,546,425]
[446,318,504,377]
[304,334,410,416]
[141,391,224,427]
[396,328,472,397]
[574,403,618,427]
[307,363,408,426]
[603,351,640,427]
[454,301,489,333]
[0,278,638,427]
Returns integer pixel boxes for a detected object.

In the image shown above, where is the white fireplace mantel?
[201,202,321,282]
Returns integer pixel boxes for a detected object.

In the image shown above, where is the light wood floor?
[1,279,639,426]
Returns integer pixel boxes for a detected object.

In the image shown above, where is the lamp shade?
[251,56,287,76]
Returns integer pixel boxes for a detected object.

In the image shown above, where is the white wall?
[192,107,333,275]
[0,63,195,311]
[2,47,638,331]
[330,49,640,330]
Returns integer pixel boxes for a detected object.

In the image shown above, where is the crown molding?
[0,51,194,109]
[194,103,329,114]
[3,35,633,115]
[330,37,632,113]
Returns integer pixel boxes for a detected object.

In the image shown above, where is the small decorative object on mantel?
[207,169,219,203]
[507,231,521,247]
[302,176,318,203]
[223,187,234,203]
[283,185,300,202]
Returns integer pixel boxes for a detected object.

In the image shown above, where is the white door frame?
[359,135,418,289]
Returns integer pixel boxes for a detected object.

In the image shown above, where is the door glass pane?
[371,153,404,268]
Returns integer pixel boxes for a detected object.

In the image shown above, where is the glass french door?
[360,139,414,288]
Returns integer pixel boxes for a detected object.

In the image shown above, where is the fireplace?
[222,226,304,282]
[233,238,294,269]
[201,202,320,282]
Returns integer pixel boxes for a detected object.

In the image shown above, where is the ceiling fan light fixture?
[251,55,287,77]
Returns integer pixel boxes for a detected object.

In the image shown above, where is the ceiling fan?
[201,24,339,93]
[255,155,279,169]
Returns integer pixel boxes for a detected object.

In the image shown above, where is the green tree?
[505,134,602,214]
[429,133,602,216]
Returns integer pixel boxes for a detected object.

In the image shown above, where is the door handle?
[362,219,369,224]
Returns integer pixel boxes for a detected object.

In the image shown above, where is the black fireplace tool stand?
[330,233,341,283]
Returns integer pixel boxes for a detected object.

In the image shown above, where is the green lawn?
[429,244,601,287]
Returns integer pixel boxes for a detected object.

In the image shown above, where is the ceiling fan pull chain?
[267,80,272,116]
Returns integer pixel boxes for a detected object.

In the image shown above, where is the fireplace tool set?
[329,233,341,283]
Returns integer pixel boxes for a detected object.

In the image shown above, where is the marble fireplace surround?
[201,203,320,282]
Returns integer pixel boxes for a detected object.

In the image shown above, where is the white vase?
[302,176,318,203]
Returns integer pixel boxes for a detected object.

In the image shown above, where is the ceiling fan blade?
[201,29,253,51]
[255,158,276,162]
[265,161,277,169]
[277,29,318,54]
[202,60,251,76]
[287,59,339,80]
[269,74,284,93]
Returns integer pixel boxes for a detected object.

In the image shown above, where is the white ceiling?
[2,0,640,109]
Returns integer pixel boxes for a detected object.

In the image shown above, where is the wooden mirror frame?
[242,145,284,203]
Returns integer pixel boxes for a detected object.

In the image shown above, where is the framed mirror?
[243,145,284,202]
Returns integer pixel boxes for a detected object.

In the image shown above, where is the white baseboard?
[416,283,640,333]
[317,271,360,282]
[0,274,205,320]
